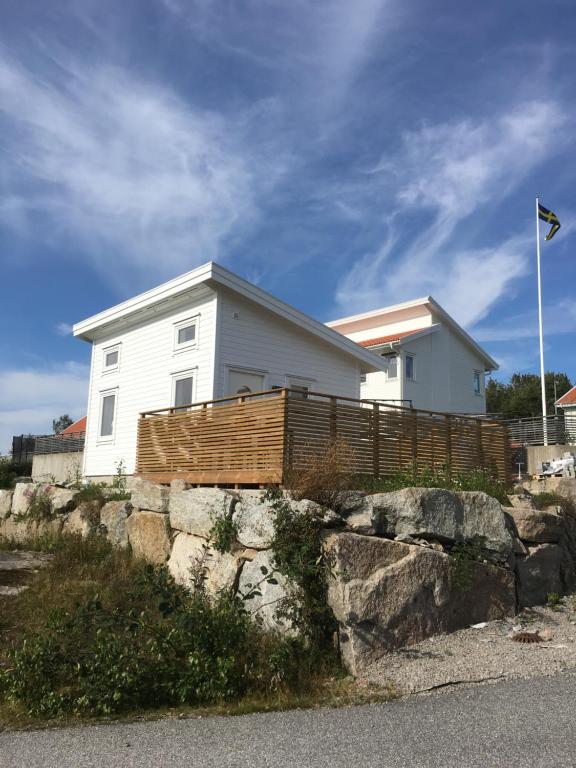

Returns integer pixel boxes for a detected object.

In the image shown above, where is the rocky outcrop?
[233,491,276,549]
[324,531,516,674]
[0,490,13,519]
[100,501,131,548]
[516,544,564,607]
[238,550,292,632]
[167,532,242,595]
[507,507,564,544]
[130,479,170,514]
[169,488,235,539]
[126,510,171,564]
[63,501,102,537]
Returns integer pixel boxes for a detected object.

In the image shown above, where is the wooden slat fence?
[136,389,510,485]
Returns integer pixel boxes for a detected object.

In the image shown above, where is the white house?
[327,297,498,414]
[556,386,576,443]
[73,262,387,479]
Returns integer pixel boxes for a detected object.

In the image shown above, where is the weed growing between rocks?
[209,502,239,554]
[265,489,340,673]
[532,492,576,517]
[14,487,54,523]
[448,540,492,592]
[358,465,511,505]
[284,440,355,511]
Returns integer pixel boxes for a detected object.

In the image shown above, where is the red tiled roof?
[358,328,427,348]
[556,386,576,407]
[60,416,87,435]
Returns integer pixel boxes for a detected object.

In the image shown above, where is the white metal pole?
[536,196,548,446]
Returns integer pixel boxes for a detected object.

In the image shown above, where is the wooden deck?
[135,389,511,486]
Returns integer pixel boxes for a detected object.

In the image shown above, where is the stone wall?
[2,477,576,674]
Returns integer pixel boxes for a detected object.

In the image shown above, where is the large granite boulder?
[237,549,292,632]
[100,501,131,548]
[169,488,236,539]
[126,510,171,564]
[324,531,515,674]
[167,532,241,595]
[130,479,170,513]
[11,483,36,516]
[516,544,564,607]
[63,501,102,537]
[0,490,13,519]
[47,487,78,514]
[233,491,276,549]
[506,507,564,544]
[342,488,513,557]
[0,515,64,544]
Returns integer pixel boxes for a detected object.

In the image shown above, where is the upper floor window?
[103,344,120,373]
[405,355,415,381]
[174,317,198,352]
[384,355,398,380]
[474,370,482,395]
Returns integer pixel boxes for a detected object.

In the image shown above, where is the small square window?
[103,344,120,372]
[174,318,198,351]
[405,355,415,381]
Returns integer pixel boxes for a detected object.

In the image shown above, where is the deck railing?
[136,388,511,485]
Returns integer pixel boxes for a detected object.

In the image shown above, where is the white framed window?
[226,368,267,397]
[103,344,120,373]
[173,316,198,353]
[405,354,415,381]
[171,369,196,410]
[384,355,398,380]
[98,388,118,442]
[473,370,482,395]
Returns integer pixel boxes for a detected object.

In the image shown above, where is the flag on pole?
[538,203,561,240]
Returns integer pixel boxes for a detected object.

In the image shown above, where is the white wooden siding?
[83,288,217,477]
[214,288,361,400]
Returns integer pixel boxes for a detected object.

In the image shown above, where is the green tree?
[52,414,74,434]
[486,372,572,419]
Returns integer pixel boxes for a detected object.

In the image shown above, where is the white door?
[227,369,265,396]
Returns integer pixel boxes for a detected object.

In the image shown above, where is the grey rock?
[167,532,240,595]
[0,515,64,544]
[126,510,171,564]
[233,490,276,549]
[63,501,102,537]
[130,479,170,513]
[323,531,516,674]
[507,494,536,510]
[507,507,564,543]
[237,550,292,632]
[100,501,132,548]
[516,544,564,607]
[170,488,236,539]
[11,483,36,516]
[0,490,13,519]
[170,479,190,493]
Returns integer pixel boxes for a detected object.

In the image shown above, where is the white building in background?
[73,262,386,479]
[556,386,576,443]
[327,297,498,415]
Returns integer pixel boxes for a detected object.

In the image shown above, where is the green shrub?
[532,492,575,517]
[73,482,130,505]
[209,505,239,554]
[0,458,32,490]
[357,465,510,504]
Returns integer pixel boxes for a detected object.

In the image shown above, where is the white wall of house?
[359,326,487,414]
[215,288,361,399]
[83,288,217,478]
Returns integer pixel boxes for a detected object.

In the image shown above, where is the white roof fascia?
[73,261,386,373]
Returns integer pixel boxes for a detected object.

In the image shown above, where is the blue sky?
[1,0,575,452]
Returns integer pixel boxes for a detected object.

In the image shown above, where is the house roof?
[73,262,387,373]
[556,386,576,407]
[327,296,498,371]
[358,327,430,348]
[60,416,86,435]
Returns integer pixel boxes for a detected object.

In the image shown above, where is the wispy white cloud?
[473,298,576,342]
[55,322,73,336]
[335,100,571,326]
[0,56,287,290]
[0,362,89,454]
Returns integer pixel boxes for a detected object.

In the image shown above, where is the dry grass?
[284,440,355,511]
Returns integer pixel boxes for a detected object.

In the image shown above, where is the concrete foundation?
[31,452,84,484]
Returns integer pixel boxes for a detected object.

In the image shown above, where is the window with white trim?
[172,371,195,410]
[103,344,120,373]
[473,370,482,395]
[173,317,198,352]
[405,354,415,381]
[384,355,398,380]
[99,389,117,440]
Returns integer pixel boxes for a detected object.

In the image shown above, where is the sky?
[1,0,575,453]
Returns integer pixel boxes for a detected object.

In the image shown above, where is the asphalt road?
[2,673,576,768]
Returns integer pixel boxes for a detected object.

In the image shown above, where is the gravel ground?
[363,596,576,695]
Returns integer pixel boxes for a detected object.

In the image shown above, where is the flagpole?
[536,196,548,446]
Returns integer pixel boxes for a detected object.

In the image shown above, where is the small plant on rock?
[546,591,563,611]
[209,501,239,554]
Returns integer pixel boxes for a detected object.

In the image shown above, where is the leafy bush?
[0,458,32,490]
[209,505,239,554]
[73,482,130,505]
[0,534,308,720]
[532,492,575,517]
[357,464,511,505]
